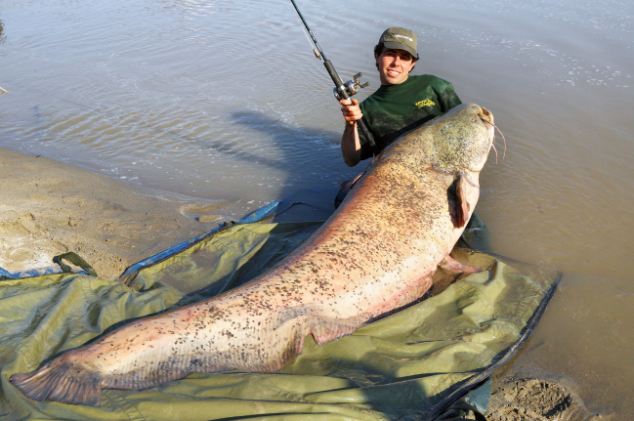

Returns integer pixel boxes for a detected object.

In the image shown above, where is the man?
[340,27,462,167]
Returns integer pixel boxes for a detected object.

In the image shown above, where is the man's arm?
[340,98,363,167]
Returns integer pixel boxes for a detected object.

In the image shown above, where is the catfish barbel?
[11,103,495,405]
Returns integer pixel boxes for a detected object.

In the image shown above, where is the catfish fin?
[273,305,366,345]
[438,254,481,276]
[431,254,482,295]
[308,314,368,344]
[448,173,470,228]
[11,360,102,406]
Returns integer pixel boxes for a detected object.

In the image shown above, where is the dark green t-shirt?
[358,74,461,159]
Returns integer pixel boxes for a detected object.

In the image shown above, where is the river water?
[1,0,633,416]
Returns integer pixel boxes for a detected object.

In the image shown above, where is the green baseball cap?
[378,27,419,59]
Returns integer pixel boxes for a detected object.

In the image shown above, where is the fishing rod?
[288,0,376,149]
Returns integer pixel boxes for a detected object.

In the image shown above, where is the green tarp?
[0,201,558,420]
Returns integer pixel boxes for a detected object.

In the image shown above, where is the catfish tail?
[10,360,102,406]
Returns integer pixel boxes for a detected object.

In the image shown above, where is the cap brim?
[382,41,418,59]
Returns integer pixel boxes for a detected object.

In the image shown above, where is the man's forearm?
[341,122,362,167]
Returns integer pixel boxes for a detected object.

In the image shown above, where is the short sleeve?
[434,80,462,112]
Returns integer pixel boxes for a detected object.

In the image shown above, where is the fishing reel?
[334,72,369,101]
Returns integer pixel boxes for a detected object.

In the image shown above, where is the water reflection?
[230,110,351,202]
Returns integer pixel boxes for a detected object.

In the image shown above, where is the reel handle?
[333,72,369,101]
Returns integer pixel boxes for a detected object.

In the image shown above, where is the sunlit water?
[1,0,633,416]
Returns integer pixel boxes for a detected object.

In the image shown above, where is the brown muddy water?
[1,0,633,417]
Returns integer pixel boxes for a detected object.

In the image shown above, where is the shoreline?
[0,148,223,280]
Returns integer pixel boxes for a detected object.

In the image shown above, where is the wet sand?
[0,148,223,280]
[0,148,608,419]
[486,377,609,421]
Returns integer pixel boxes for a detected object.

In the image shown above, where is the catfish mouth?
[478,106,496,145]
[463,104,497,173]
[479,105,499,165]
[478,106,494,126]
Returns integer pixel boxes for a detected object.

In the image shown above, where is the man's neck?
[380,75,411,86]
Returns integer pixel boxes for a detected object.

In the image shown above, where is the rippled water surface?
[1,0,633,416]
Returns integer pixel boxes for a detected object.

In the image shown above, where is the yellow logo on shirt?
[415,98,436,108]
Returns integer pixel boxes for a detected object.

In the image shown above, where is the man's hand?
[340,98,363,125]
[340,98,363,167]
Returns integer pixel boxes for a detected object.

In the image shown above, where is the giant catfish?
[11,103,496,405]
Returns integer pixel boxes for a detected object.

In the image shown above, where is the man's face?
[376,48,416,85]
[376,48,417,85]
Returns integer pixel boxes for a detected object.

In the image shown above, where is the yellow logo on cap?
[415,98,436,108]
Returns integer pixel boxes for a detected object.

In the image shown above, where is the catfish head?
[423,103,495,174]
[431,103,495,227]
[379,103,496,228]
[381,103,495,176]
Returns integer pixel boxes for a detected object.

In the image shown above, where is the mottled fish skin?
[11,103,495,405]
